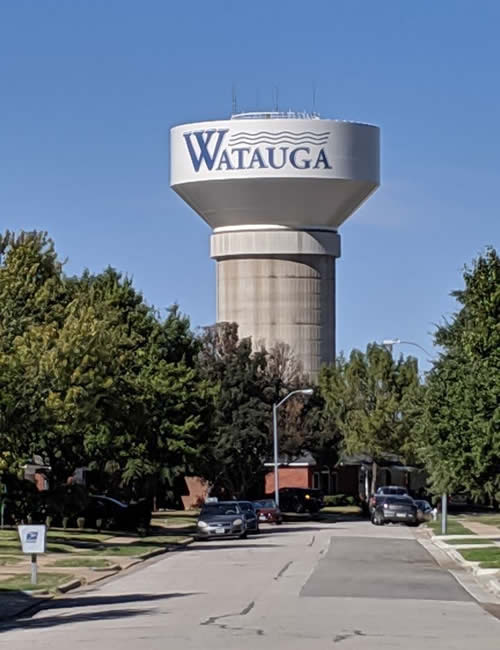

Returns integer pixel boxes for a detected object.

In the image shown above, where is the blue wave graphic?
[228,140,328,147]
[229,130,329,147]
[230,130,330,137]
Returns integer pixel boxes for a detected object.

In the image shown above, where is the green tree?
[419,248,500,504]
[0,232,209,503]
[197,323,274,498]
[319,345,421,494]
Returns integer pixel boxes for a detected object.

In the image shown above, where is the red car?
[253,499,283,524]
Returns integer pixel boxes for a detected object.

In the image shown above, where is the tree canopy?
[0,231,207,500]
[319,344,422,493]
[418,248,500,503]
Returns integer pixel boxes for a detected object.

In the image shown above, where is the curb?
[0,536,196,621]
[488,578,500,597]
[426,536,500,600]
[136,537,194,561]
[56,578,82,593]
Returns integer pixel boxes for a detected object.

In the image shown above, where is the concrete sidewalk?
[462,520,500,536]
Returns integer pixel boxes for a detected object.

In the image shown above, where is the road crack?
[201,600,255,626]
[274,560,293,580]
[200,600,263,636]
[333,630,365,643]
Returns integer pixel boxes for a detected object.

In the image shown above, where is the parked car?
[235,501,259,533]
[253,499,283,524]
[84,495,152,532]
[371,495,418,526]
[195,502,247,539]
[369,486,409,513]
[414,499,433,522]
[268,488,323,514]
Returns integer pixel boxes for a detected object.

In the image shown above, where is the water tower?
[170,111,380,378]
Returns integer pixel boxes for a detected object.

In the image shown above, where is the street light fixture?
[382,338,434,360]
[273,389,314,507]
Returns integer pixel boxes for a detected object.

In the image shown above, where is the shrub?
[323,494,348,507]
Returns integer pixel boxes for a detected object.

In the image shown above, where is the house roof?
[263,452,317,467]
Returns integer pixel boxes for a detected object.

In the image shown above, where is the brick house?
[264,453,426,500]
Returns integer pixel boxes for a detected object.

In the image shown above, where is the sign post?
[441,493,448,535]
[18,525,46,585]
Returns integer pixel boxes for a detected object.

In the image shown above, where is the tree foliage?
[0,231,207,501]
[319,345,422,493]
[419,248,500,502]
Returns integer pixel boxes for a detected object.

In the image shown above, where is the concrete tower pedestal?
[211,228,341,377]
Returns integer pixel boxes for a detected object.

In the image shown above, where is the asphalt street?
[0,520,498,649]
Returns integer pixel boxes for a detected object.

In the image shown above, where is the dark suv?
[371,495,418,526]
[369,486,408,513]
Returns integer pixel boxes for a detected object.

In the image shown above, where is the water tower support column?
[211,228,341,379]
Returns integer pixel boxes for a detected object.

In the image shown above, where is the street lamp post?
[273,389,313,507]
[383,338,449,531]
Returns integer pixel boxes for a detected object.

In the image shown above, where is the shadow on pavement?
[0,592,198,632]
[258,525,345,535]
[43,592,198,610]
[1,607,155,631]
[189,542,283,550]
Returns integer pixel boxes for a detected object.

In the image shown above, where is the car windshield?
[255,500,276,508]
[237,502,254,512]
[201,504,240,516]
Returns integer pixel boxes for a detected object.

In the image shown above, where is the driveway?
[0,520,498,649]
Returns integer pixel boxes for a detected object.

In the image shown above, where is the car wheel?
[276,520,282,525]
[239,531,248,539]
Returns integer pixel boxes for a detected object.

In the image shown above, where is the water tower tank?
[170,112,380,378]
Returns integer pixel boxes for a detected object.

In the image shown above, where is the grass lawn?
[47,530,112,543]
[79,543,162,556]
[426,519,476,536]
[459,547,500,568]
[50,557,112,568]
[0,540,83,555]
[0,556,23,566]
[0,525,192,562]
[152,514,197,529]
[443,537,500,545]
[320,505,362,516]
[0,572,72,592]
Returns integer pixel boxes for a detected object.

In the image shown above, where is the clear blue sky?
[1,0,499,371]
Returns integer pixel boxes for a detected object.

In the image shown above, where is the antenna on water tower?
[232,83,237,115]
[273,86,279,111]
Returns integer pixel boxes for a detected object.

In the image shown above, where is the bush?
[324,494,348,507]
